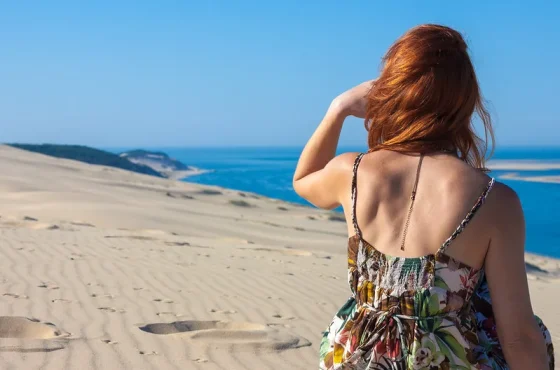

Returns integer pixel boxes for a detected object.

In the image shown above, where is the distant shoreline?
[165,168,214,180]
[7,144,213,181]
[487,160,560,185]
[498,172,560,185]
[488,160,560,171]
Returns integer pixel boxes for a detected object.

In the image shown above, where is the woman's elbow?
[293,181,339,210]
[292,179,306,198]
[500,326,548,369]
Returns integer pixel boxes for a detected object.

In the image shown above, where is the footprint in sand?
[526,262,550,278]
[69,253,86,261]
[238,247,313,257]
[165,241,191,247]
[197,189,223,196]
[210,309,237,315]
[166,241,211,249]
[156,312,184,318]
[192,358,209,363]
[3,293,29,299]
[0,317,69,339]
[267,323,293,329]
[98,307,126,314]
[104,235,157,241]
[29,223,60,231]
[166,191,195,200]
[153,298,174,304]
[138,320,311,351]
[51,299,75,304]
[38,282,60,290]
[91,293,116,299]
[70,222,95,228]
[271,258,295,264]
[272,314,297,321]
[263,221,280,227]
[139,350,159,356]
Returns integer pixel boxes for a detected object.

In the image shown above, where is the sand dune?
[0,144,558,369]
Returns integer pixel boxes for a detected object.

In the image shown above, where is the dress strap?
[400,155,424,251]
[437,178,496,255]
[351,153,366,238]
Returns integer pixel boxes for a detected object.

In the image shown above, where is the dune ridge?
[0,144,558,369]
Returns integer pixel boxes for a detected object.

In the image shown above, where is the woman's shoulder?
[488,180,519,203]
[484,180,524,228]
[327,151,362,172]
[330,150,395,179]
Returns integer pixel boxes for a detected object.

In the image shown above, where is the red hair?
[365,24,494,169]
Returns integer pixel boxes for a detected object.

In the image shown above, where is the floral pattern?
[320,237,555,369]
[319,154,554,369]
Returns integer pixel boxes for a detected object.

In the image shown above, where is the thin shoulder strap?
[351,153,366,238]
[437,178,496,255]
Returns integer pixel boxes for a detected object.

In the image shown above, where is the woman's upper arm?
[292,152,357,210]
[485,184,540,343]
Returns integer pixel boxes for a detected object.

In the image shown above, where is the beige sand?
[0,144,558,369]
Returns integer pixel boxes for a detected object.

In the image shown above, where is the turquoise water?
[157,147,560,258]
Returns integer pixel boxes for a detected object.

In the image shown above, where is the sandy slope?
[0,145,558,370]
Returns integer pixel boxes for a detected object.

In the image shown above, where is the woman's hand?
[292,80,374,209]
[330,80,374,119]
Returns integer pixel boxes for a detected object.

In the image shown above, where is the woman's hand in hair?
[330,80,374,119]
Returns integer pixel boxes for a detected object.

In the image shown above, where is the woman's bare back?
[340,150,495,270]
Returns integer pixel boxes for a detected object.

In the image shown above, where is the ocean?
[157,147,560,259]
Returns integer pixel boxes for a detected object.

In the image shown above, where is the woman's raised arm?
[292,81,372,209]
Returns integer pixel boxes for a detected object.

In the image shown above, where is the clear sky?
[1,1,559,148]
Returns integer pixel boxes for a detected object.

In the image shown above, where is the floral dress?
[319,153,554,370]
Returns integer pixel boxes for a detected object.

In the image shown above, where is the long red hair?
[365,24,494,169]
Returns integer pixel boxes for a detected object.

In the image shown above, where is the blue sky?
[1,1,558,148]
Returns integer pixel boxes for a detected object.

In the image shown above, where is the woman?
[293,24,554,369]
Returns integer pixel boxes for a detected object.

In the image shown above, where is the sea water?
[158,147,560,258]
